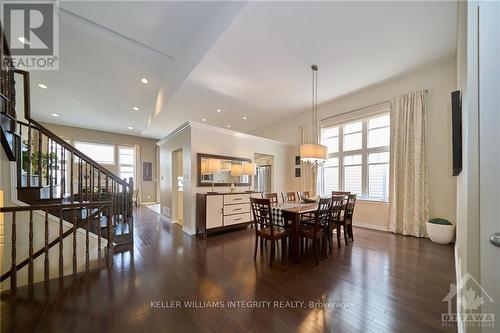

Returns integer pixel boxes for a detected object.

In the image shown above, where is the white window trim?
[319,110,390,202]
[118,145,136,182]
[73,140,116,165]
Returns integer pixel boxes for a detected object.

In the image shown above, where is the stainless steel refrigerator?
[255,165,272,193]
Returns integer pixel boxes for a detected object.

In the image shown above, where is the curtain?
[299,123,317,195]
[388,90,430,237]
[135,145,141,204]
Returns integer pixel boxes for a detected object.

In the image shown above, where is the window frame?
[319,110,390,201]
[74,140,116,165]
[118,145,136,182]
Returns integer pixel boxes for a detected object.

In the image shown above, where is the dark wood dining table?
[281,204,318,264]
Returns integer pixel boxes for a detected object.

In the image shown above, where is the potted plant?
[426,218,455,244]
[21,139,59,185]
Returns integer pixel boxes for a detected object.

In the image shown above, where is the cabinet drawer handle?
[233,218,242,221]
[233,198,242,201]
[233,208,242,211]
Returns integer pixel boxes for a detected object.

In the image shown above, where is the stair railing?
[12,69,134,245]
[0,201,113,292]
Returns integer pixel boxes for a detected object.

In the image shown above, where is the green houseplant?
[21,139,59,180]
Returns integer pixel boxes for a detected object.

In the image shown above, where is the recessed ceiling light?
[243,116,247,120]
[141,78,148,84]
[18,37,31,45]
[38,83,47,89]
[133,106,139,111]
[216,109,221,113]
[128,126,134,130]
[51,113,59,117]
[227,125,231,128]
[201,118,207,122]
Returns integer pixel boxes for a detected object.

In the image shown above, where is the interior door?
[478,1,500,331]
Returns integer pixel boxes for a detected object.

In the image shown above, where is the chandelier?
[300,64,327,167]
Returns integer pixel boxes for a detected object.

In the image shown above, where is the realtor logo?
[1,1,59,70]
[442,273,495,328]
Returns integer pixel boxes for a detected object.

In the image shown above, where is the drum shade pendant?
[300,65,327,167]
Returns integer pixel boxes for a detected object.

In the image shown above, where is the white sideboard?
[196,192,261,237]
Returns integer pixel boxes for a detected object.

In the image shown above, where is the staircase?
[1,26,134,293]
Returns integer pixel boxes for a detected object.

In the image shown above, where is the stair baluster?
[44,210,49,283]
[28,210,34,286]
[10,212,17,291]
[27,122,32,187]
[37,128,42,186]
[59,208,64,279]
[72,207,77,277]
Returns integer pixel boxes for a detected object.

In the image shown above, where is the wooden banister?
[0,201,112,287]
[2,25,131,294]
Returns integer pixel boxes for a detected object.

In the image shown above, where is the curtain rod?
[320,89,428,123]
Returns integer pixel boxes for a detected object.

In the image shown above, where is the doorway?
[172,149,184,226]
[254,153,274,193]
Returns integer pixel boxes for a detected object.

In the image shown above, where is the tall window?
[74,141,115,164]
[319,113,390,200]
[118,146,135,180]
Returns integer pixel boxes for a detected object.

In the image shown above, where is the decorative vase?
[228,183,236,193]
[426,222,455,244]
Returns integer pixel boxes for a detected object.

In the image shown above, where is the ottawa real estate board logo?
[442,273,495,328]
[1,1,59,70]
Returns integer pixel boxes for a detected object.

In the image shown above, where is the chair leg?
[337,223,341,248]
[254,236,258,260]
[344,224,348,246]
[313,239,319,265]
[349,224,354,241]
[282,239,285,257]
[270,240,275,267]
[321,235,328,258]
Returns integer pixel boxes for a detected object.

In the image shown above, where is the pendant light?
[300,64,327,167]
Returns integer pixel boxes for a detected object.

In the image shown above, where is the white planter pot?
[426,222,455,244]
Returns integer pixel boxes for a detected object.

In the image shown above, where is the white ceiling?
[29,1,458,139]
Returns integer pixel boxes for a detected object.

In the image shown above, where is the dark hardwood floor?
[1,206,456,333]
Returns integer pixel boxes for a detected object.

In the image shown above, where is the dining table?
[272,203,318,264]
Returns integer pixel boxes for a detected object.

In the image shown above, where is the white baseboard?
[182,226,195,236]
[353,222,389,232]
[141,201,158,205]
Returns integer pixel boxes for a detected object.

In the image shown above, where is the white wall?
[252,58,457,230]
[158,122,294,235]
[158,126,192,231]
[189,122,294,233]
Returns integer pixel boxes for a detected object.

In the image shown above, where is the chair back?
[298,191,310,200]
[281,192,296,203]
[250,197,276,236]
[262,192,278,205]
[332,191,351,196]
[312,198,332,232]
[330,195,344,222]
[344,194,357,225]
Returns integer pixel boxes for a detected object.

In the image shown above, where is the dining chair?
[262,192,279,205]
[250,197,290,267]
[281,192,297,203]
[331,191,350,225]
[328,195,345,252]
[297,191,310,201]
[343,194,357,243]
[299,197,332,265]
